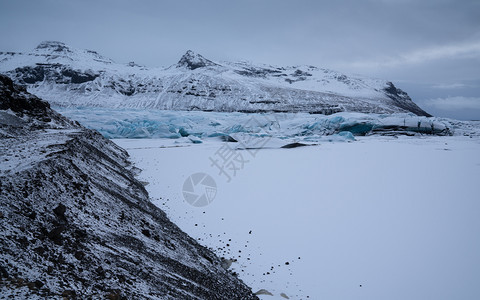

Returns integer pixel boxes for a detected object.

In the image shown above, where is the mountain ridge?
[177,50,219,70]
[0,41,431,116]
[0,74,257,299]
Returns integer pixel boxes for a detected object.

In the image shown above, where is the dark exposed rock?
[383,82,431,117]
[53,203,66,220]
[34,280,44,288]
[220,135,238,142]
[74,251,85,261]
[61,68,98,84]
[281,142,308,149]
[0,266,9,278]
[15,66,45,84]
[35,41,71,53]
[0,75,257,299]
[11,65,99,85]
[27,211,37,220]
[47,226,65,245]
[235,66,283,78]
[292,69,312,77]
[141,229,151,238]
[0,75,49,113]
[177,50,218,70]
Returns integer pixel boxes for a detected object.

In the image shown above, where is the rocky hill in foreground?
[0,74,257,299]
[0,41,430,116]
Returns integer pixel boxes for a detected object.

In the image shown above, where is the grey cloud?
[0,0,479,119]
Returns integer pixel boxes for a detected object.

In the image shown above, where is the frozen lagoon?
[57,107,480,299]
[114,135,480,300]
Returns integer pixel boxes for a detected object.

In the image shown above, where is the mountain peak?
[177,50,217,70]
[34,41,71,53]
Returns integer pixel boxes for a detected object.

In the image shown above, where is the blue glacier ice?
[55,107,456,145]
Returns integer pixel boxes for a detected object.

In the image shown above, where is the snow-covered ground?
[114,135,480,300]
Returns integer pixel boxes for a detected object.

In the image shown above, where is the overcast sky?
[1,0,479,119]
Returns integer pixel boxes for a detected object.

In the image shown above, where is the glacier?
[54,108,480,145]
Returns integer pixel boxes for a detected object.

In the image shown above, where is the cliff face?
[0,75,257,299]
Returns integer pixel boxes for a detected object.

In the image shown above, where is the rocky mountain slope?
[0,74,257,299]
[0,41,430,116]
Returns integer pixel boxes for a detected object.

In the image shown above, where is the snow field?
[114,135,480,300]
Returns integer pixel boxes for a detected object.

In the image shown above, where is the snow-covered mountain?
[0,41,430,116]
[0,74,257,299]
